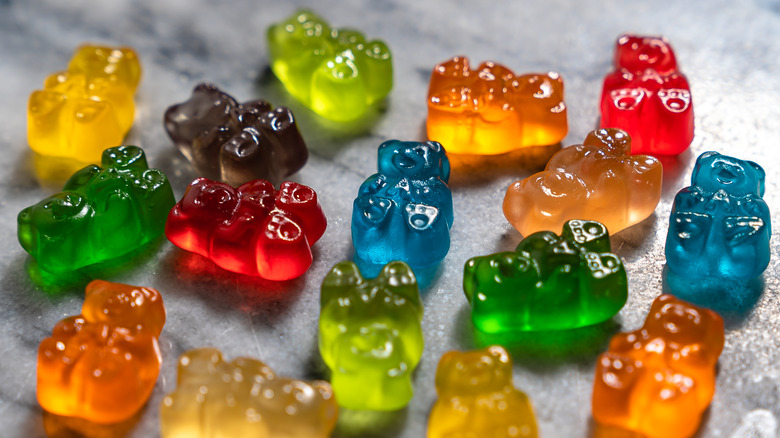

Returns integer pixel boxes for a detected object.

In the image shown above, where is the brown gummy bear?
[164,83,308,186]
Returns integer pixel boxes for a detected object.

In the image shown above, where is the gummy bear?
[428,346,538,438]
[600,35,693,155]
[666,152,771,280]
[319,261,424,411]
[37,279,165,424]
[592,294,724,438]
[504,128,662,236]
[28,45,141,162]
[18,146,175,273]
[164,83,308,186]
[267,10,393,122]
[427,56,567,155]
[352,140,453,268]
[165,178,326,280]
[464,220,626,333]
[160,348,338,438]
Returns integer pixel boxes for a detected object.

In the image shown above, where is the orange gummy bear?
[592,294,724,438]
[503,128,662,236]
[37,279,166,424]
[427,56,567,155]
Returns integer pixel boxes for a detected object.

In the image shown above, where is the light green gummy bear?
[267,10,393,122]
[319,261,423,411]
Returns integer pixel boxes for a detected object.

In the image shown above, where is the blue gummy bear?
[352,140,453,268]
[665,151,771,280]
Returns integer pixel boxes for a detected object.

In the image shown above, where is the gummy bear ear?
[62,165,101,191]
[377,139,402,170]
[376,261,422,315]
[321,261,364,306]
[102,145,148,170]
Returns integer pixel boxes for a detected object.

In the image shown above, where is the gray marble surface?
[1,0,779,437]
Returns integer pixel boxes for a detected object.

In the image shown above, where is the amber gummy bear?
[427,56,567,155]
[27,45,141,162]
[37,280,165,423]
[592,294,724,438]
[161,348,337,438]
[428,346,538,437]
[503,128,662,236]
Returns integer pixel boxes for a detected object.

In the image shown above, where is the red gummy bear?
[165,178,326,280]
[599,35,693,156]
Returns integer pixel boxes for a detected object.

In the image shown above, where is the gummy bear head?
[583,128,632,155]
[690,151,765,197]
[101,145,149,171]
[435,346,512,396]
[177,178,240,222]
[377,140,450,182]
[67,45,142,91]
[17,192,93,264]
[81,280,166,338]
[642,294,724,360]
[615,35,678,75]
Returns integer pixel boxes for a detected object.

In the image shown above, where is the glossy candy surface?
[592,294,724,438]
[319,261,423,411]
[666,152,770,280]
[352,140,453,268]
[427,56,567,155]
[37,280,165,423]
[267,10,392,121]
[503,128,662,236]
[28,45,141,162]
[600,35,693,155]
[428,346,538,438]
[465,220,627,333]
[164,83,308,186]
[18,146,175,273]
[161,348,338,438]
[165,178,326,280]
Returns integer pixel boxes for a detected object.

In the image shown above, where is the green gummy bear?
[319,261,423,411]
[18,146,175,273]
[464,220,627,333]
[267,10,393,122]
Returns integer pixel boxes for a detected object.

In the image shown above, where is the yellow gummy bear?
[160,348,338,438]
[27,45,141,162]
[428,346,538,438]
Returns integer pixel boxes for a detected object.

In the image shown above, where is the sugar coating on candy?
[267,10,392,122]
[37,280,165,424]
[427,56,567,155]
[165,178,326,280]
[592,294,724,438]
[465,219,627,333]
[428,346,538,438]
[503,128,662,236]
[666,151,771,280]
[352,140,453,268]
[28,45,141,162]
[164,83,308,186]
[17,146,175,273]
[319,261,423,411]
[600,34,693,155]
[160,348,338,438]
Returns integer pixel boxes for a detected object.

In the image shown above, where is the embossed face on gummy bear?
[690,151,765,196]
[377,140,450,181]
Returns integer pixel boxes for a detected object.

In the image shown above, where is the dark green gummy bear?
[464,220,627,333]
[18,146,175,273]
